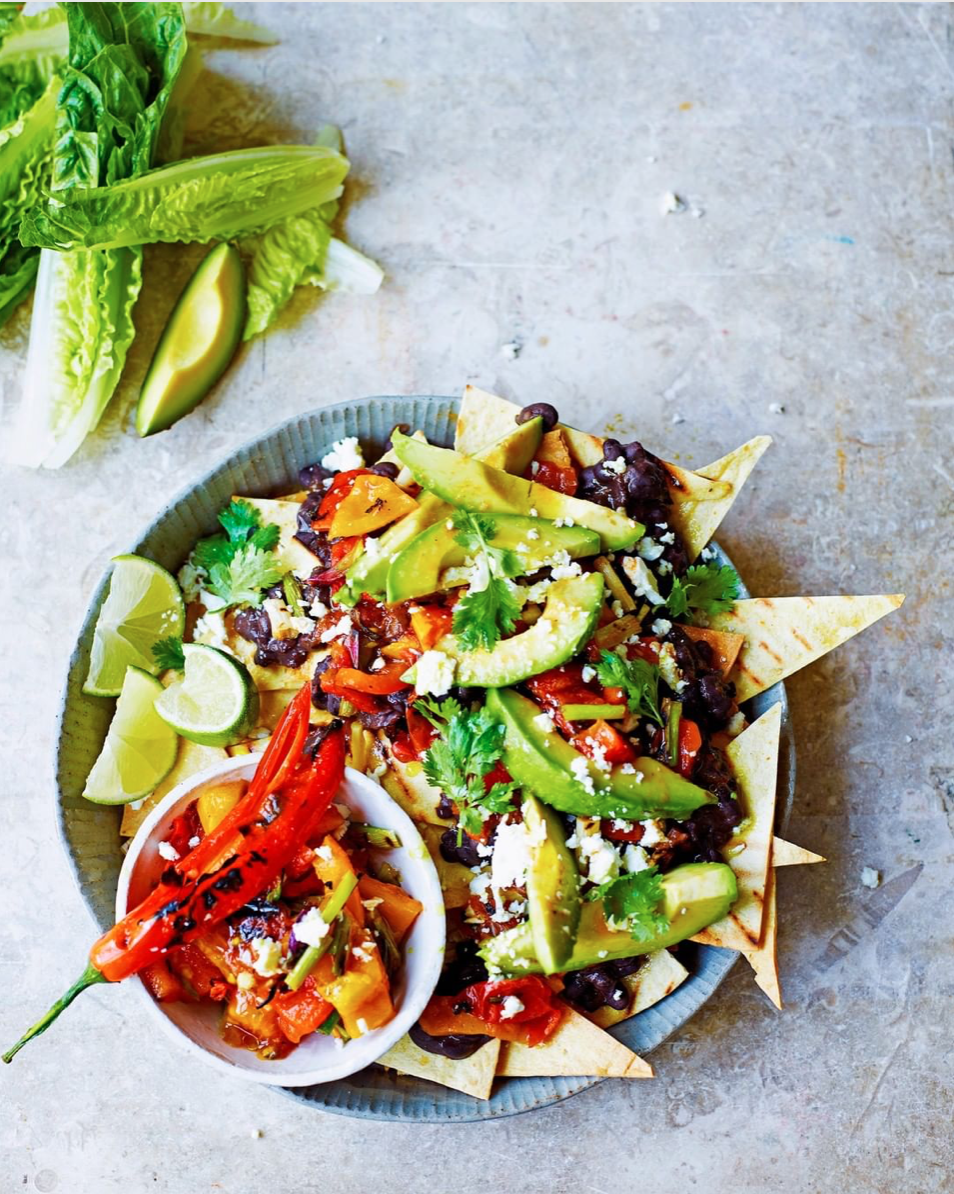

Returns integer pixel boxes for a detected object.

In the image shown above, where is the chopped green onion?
[329,914,352,978]
[282,571,304,617]
[667,702,682,769]
[284,871,358,992]
[349,823,402,849]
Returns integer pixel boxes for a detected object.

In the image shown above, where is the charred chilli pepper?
[3,685,344,1063]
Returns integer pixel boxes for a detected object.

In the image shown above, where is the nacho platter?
[54,391,900,1119]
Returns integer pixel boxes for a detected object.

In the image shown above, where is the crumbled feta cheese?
[675,679,688,694]
[294,907,331,947]
[589,741,611,773]
[639,820,666,848]
[248,937,283,977]
[157,840,180,862]
[581,665,596,683]
[309,597,329,619]
[470,871,492,900]
[263,598,314,642]
[188,835,200,849]
[620,762,636,775]
[356,1017,370,1035]
[314,844,333,862]
[570,756,596,796]
[603,456,627,475]
[861,866,881,889]
[370,656,386,671]
[491,817,531,900]
[524,578,552,604]
[700,546,715,561]
[194,606,231,653]
[320,614,352,643]
[236,971,255,990]
[414,649,456,697]
[499,995,525,1020]
[550,558,582,581]
[661,190,686,214]
[622,556,665,605]
[362,897,384,912]
[530,460,540,476]
[658,531,675,545]
[321,436,365,472]
[657,559,673,576]
[725,711,747,738]
[351,942,376,964]
[446,520,455,531]
[611,600,625,618]
[529,507,539,517]
[623,844,651,873]
[768,402,785,415]
[526,527,540,540]
[651,618,672,637]
[533,711,556,734]
[476,840,495,859]
[657,641,682,690]
[636,536,665,561]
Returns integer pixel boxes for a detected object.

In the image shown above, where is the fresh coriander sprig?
[191,499,282,610]
[450,509,522,653]
[586,867,669,941]
[665,562,740,619]
[152,636,185,671]
[594,649,663,725]
[416,696,517,838]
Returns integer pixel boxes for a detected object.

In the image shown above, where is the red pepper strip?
[176,684,312,882]
[318,669,383,714]
[333,663,411,695]
[419,976,564,1047]
[91,730,345,983]
[330,536,363,568]
[678,716,703,778]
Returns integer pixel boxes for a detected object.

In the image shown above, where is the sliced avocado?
[426,573,603,688]
[481,862,738,975]
[487,687,714,820]
[341,417,544,603]
[136,243,245,437]
[523,794,580,973]
[386,513,600,603]
[391,432,644,552]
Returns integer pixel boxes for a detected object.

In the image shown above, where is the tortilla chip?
[773,836,825,867]
[377,1034,501,1100]
[257,689,299,731]
[704,595,905,702]
[120,740,228,837]
[233,496,318,575]
[274,490,308,503]
[379,737,453,825]
[498,1008,653,1079]
[682,625,745,678]
[741,861,781,1008]
[691,703,781,951]
[586,949,690,1029]
[418,823,473,909]
[454,388,761,561]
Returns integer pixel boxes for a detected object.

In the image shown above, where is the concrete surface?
[1,3,951,1192]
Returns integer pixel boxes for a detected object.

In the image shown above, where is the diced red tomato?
[329,535,363,569]
[569,719,636,765]
[164,805,203,859]
[526,663,608,732]
[140,960,189,1003]
[601,819,645,843]
[167,943,227,1000]
[406,706,438,757]
[678,716,703,778]
[273,976,334,1044]
[318,668,383,714]
[390,732,417,763]
[626,638,661,664]
[529,461,578,495]
[482,761,513,793]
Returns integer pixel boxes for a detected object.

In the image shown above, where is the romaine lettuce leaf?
[243,206,333,339]
[0,8,67,95]
[21,144,350,250]
[180,2,276,43]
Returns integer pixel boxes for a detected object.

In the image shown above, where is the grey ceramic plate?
[55,395,795,1123]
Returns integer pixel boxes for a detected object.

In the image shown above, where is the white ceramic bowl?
[116,756,445,1086]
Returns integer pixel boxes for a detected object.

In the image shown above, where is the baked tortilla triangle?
[233,496,320,575]
[377,1034,501,1100]
[691,702,781,952]
[455,386,766,560]
[497,1007,653,1079]
[773,836,825,867]
[741,860,781,1008]
[702,594,905,702]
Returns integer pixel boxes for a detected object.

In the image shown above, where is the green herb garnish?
[450,509,522,653]
[151,636,185,672]
[665,563,740,619]
[417,696,516,838]
[586,867,669,941]
[594,649,663,725]
[191,499,282,610]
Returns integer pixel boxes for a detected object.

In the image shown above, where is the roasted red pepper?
[312,468,372,531]
[418,976,563,1047]
[678,716,703,778]
[568,718,636,766]
[3,685,345,1063]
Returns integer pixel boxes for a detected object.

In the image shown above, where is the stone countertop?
[1,4,950,1191]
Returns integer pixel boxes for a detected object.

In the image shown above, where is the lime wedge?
[83,667,180,804]
[154,643,259,747]
[84,555,185,697]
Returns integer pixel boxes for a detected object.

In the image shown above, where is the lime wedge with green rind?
[83,667,180,804]
[84,555,185,697]
[154,643,259,747]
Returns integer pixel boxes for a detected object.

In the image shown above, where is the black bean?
[516,402,559,432]
[370,461,400,479]
[408,1022,492,1060]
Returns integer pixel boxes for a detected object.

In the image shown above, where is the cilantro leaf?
[218,498,263,543]
[665,563,740,619]
[192,534,233,573]
[207,544,284,609]
[417,697,516,838]
[586,867,669,941]
[250,523,280,553]
[450,508,522,653]
[152,636,185,671]
[595,649,663,725]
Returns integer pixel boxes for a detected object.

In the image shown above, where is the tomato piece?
[273,977,335,1044]
[406,706,438,757]
[678,716,703,778]
[420,976,564,1046]
[600,819,645,843]
[318,669,383,714]
[165,804,202,858]
[167,943,226,999]
[482,761,512,793]
[141,960,189,1003]
[626,638,661,664]
[569,719,636,765]
[529,460,578,495]
[390,731,418,764]
[330,535,363,569]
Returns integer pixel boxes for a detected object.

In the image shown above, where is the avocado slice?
[481,861,738,975]
[422,573,604,688]
[386,513,600,603]
[341,417,544,603]
[523,794,581,973]
[136,243,245,437]
[487,687,715,820]
[391,432,644,551]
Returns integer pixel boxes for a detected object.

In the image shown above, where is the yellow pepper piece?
[328,474,419,539]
